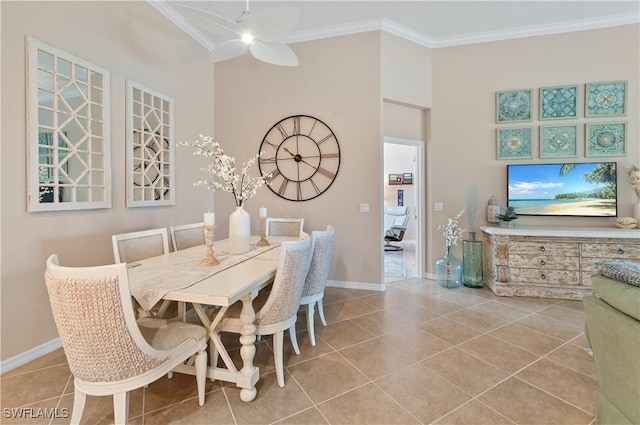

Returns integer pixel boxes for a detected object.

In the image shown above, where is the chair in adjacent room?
[112,228,176,318]
[266,217,304,238]
[384,206,410,251]
[44,254,207,425]
[170,222,205,251]
[299,226,335,346]
[215,238,313,387]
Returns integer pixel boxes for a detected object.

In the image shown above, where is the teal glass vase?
[462,231,483,288]
[435,246,463,288]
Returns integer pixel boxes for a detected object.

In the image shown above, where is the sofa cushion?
[590,274,640,322]
[596,260,640,287]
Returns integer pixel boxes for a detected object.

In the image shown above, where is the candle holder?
[256,217,270,247]
[200,225,220,266]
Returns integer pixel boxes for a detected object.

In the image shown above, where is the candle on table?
[259,207,268,218]
[204,211,215,226]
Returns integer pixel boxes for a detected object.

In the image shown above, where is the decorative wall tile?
[497,127,533,160]
[585,81,626,117]
[585,122,626,157]
[539,85,578,120]
[496,89,532,123]
[540,125,578,158]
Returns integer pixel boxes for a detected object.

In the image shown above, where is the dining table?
[127,235,297,402]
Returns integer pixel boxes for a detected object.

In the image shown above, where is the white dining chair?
[170,222,205,251]
[112,228,170,264]
[44,254,207,425]
[112,228,177,318]
[299,226,335,346]
[266,217,304,238]
[215,238,313,387]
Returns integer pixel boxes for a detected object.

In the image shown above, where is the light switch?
[359,203,370,213]
[434,202,444,211]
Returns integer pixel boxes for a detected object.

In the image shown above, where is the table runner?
[128,240,284,311]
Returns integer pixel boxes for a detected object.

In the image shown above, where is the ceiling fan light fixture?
[174,3,300,66]
[241,32,254,44]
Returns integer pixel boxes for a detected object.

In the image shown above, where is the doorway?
[383,137,425,283]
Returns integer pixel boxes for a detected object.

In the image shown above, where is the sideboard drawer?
[509,254,579,270]
[510,241,580,256]
[581,243,640,259]
[510,268,580,285]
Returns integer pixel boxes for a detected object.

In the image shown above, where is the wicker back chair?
[170,222,205,251]
[44,254,207,424]
[299,226,336,346]
[217,238,313,387]
[112,228,170,264]
[266,217,304,238]
[112,228,179,318]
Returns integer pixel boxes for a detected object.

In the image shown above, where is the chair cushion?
[137,318,207,351]
[596,260,640,288]
[591,274,640,322]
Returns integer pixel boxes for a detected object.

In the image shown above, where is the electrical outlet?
[359,203,370,213]
[434,202,444,211]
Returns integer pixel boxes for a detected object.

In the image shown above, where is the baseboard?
[1,338,62,374]
[327,280,386,292]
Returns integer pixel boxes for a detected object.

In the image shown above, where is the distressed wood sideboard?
[480,225,640,300]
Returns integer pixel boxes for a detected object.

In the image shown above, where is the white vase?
[633,200,640,222]
[229,206,251,254]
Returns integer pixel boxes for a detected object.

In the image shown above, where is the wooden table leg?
[238,293,259,402]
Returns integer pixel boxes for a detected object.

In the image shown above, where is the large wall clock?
[258,115,340,201]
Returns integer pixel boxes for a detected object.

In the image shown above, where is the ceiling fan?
[174,1,300,66]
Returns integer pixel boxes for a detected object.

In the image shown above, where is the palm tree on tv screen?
[558,163,616,199]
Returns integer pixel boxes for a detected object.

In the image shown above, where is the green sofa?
[584,273,640,425]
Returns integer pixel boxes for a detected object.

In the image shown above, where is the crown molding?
[146,0,216,51]
[148,0,639,52]
[430,12,640,48]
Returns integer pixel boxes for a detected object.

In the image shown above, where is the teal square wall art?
[540,125,578,158]
[586,81,626,117]
[496,89,532,123]
[539,85,578,120]
[586,122,626,157]
[497,127,532,160]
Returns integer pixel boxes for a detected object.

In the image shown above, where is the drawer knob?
[540,259,546,266]
[540,246,546,252]
[541,273,547,280]
[618,248,625,255]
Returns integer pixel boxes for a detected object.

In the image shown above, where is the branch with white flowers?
[179,135,272,207]
[438,209,465,248]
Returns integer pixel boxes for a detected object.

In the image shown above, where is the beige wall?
[1,1,638,365]
[381,32,432,107]
[213,32,383,286]
[1,1,215,360]
[430,24,640,265]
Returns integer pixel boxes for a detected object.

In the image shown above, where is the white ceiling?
[153,1,640,50]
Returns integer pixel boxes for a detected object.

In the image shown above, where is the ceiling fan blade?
[239,7,299,43]
[250,40,299,67]
[211,39,249,63]
[174,4,244,38]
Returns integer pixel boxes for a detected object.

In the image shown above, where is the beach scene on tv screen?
[508,162,617,216]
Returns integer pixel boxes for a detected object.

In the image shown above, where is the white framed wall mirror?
[26,37,111,212]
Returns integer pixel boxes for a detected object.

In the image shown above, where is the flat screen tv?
[507,162,617,217]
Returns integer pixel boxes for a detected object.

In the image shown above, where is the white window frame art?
[126,80,175,207]
[27,37,111,212]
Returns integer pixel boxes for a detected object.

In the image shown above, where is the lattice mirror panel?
[126,80,175,207]
[27,38,111,212]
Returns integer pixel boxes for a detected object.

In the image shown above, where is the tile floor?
[1,278,597,425]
